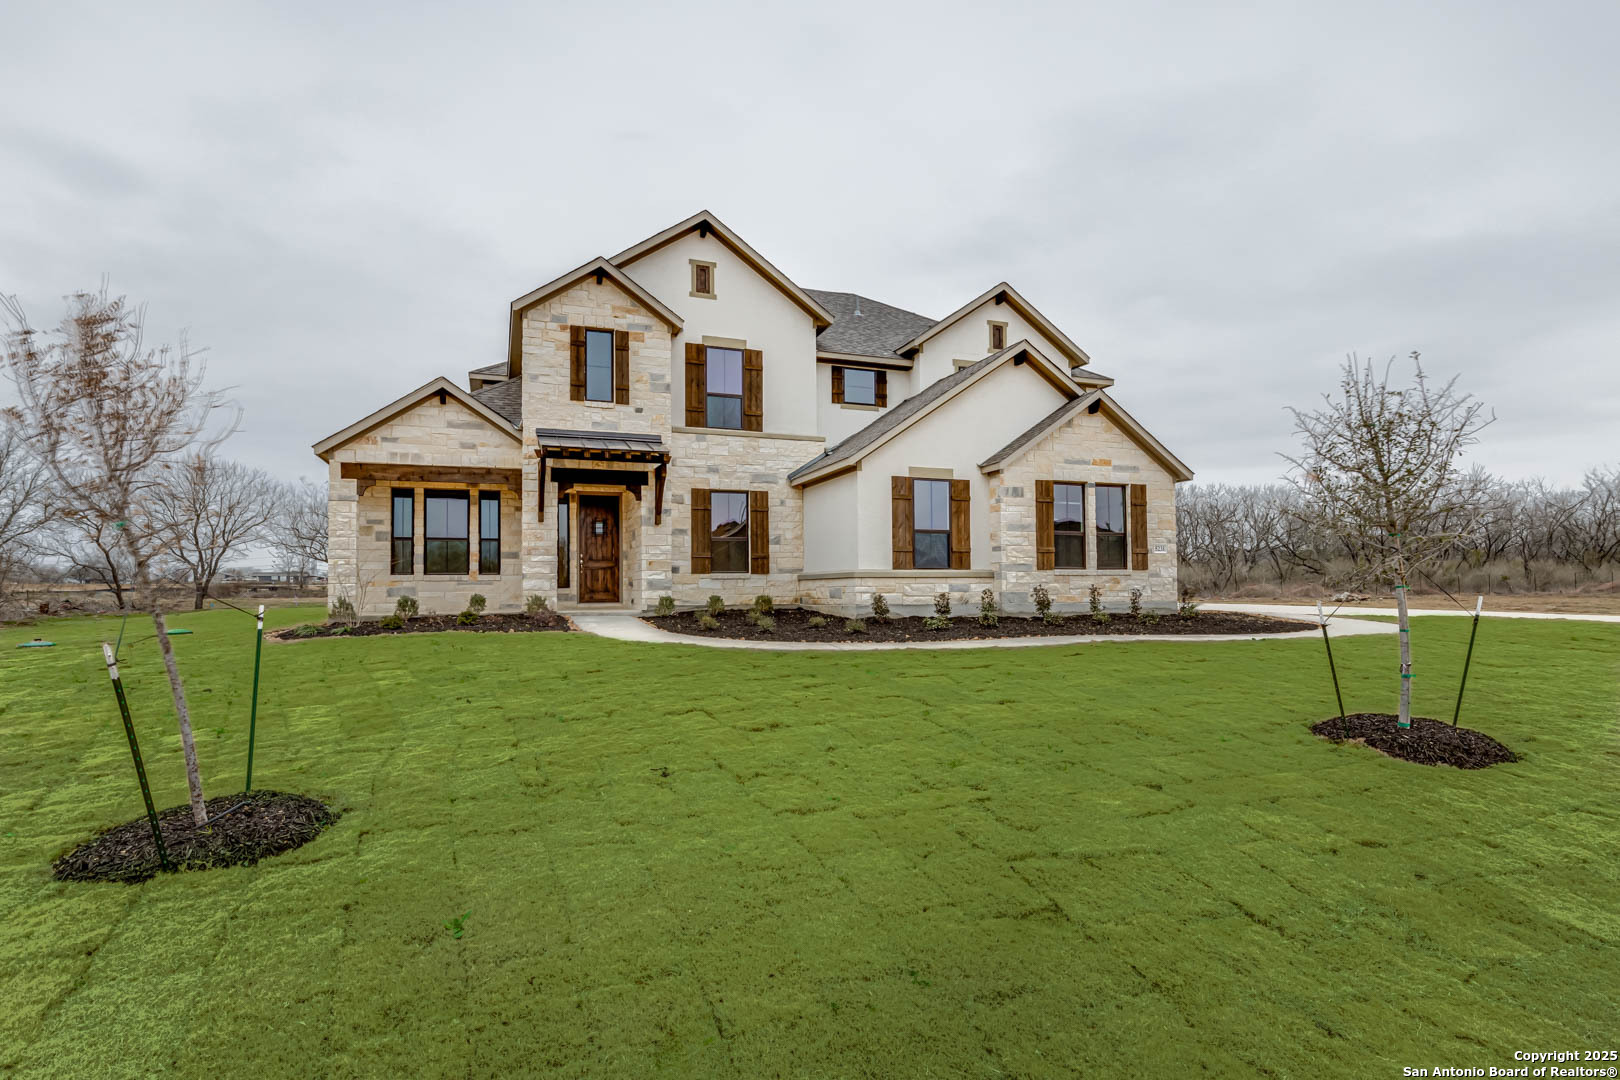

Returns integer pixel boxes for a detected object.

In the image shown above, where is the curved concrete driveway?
[568,610,1394,652]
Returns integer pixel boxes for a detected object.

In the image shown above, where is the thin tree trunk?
[1394,540,1413,730]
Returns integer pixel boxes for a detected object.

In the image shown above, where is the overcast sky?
[3,0,1616,491]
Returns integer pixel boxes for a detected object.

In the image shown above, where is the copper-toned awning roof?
[534,427,669,461]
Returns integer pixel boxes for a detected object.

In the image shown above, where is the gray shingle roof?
[471,378,521,426]
[788,349,1004,482]
[806,289,936,358]
[469,361,508,377]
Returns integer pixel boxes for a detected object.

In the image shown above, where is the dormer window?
[691,260,716,299]
[989,321,1007,351]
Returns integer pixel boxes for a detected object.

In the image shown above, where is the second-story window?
[706,347,743,429]
[844,368,875,405]
[584,329,613,402]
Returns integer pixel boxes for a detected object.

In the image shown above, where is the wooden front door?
[578,495,620,603]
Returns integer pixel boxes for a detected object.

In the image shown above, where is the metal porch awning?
[534,428,670,523]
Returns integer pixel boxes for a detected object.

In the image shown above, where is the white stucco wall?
[911,298,1076,389]
[847,359,1071,569]
[801,469,859,572]
[813,363,915,444]
[618,232,822,436]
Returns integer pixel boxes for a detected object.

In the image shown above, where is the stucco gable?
[898,283,1090,369]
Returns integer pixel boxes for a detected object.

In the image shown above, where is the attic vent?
[1087,400,1101,414]
[853,296,863,317]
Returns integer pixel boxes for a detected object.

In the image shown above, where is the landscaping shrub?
[751,594,774,615]
[807,615,828,628]
[844,618,866,634]
[1088,584,1104,618]
[1178,594,1201,619]
[653,596,676,617]
[754,614,775,632]
[871,592,890,621]
[524,594,549,615]
[923,615,949,631]
[330,596,356,623]
[933,591,952,618]
[395,596,419,620]
[978,588,999,628]
[378,614,405,630]
[291,624,322,639]
[1129,587,1143,618]
[1031,584,1052,618]
[458,594,487,626]
[1142,609,1161,627]
[706,595,725,616]
[698,613,720,630]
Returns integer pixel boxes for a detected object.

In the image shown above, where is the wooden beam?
[340,462,521,494]
[654,461,667,525]
[537,451,547,521]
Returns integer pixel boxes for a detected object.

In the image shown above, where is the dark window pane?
[585,330,613,401]
[711,491,747,532]
[914,531,949,569]
[1097,533,1127,570]
[1096,486,1126,534]
[843,368,875,405]
[1055,530,1086,569]
[480,539,500,575]
[706,394,742,429]
[913,479,950,531]
[1054,483,1085,526]
[712,538,748,573]
[707,348,743,395]
[391,538,413,576]
[425,539,469,575]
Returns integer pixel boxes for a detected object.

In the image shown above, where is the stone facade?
[796,571,994,618]
[989,407,1179,613]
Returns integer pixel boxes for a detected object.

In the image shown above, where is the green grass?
[1,608,1616,1078]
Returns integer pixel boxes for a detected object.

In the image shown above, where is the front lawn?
[1,608,1615,1077]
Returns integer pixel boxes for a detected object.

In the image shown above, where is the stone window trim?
[988,320,1008,351]
[690,259,717,299]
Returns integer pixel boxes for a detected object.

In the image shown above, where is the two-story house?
[313,210,1193,617]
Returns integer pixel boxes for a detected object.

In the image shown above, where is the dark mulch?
[1311,713,1518,769]
[644,605,1316,642]
[53,791,340,884]
[272,611,570,640]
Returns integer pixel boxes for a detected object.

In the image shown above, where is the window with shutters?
[912,478,951,569]
[710,490,749,572]
[706,347,744,429]
[842,368,876,405]
[691,260,715,298]
[390,488,414,575]
[584,329,613,402]
[1054,483,1086,568]
[989,321,1007,351]
[424,491,470,575]
[478,491,501,575]
[1096,484,1127,569]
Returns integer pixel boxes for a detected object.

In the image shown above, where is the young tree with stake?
[2,288,238,825]
[1284,353,1492,729]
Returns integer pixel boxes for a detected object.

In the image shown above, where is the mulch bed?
[1311,713,1518,769]
[53,791,340,884]
[272,611,570,640]
[644,606,1316,642]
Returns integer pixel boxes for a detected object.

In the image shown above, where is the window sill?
[1051,568,1132,574]
[580,399,618,409]
[672,426,826,442]
[839,402,881,411]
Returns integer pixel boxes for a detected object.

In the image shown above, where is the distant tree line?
[1178,465,1620,597]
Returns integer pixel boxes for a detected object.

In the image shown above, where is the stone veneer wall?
[989,407,1180,612]
[324,394,524,618]
[795,571,994,618]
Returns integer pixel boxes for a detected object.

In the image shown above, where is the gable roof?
[978,390,1194,482]
[468,361,507,380]
[896,282,1091,369]
[312,377,520,459]
[788,340,1078,486]
[611,210,835,329]
[471,376,522,426]
[806,290,936,359]
[506,256,683,375]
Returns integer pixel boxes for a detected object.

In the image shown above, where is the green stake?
[1451,596,1483,726]
[1317,601,1345,719]
[244,605,265,793]
[101,642,169,872]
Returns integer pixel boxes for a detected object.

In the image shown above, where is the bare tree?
[0,424,52,609]
[266,476,328,587]
[152,453,280,609]
[1,288,238,825]
[1284,353,1492,729]
[43,512,140,608]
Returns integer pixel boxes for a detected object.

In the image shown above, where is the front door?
[578,495,620,603]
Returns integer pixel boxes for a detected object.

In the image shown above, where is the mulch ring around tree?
[645,606,1317,642]
[53,791,340,884]
[271,611,570,640]
[1311,713,1518,769]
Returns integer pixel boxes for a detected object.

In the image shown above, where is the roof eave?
[897,282,1091,368]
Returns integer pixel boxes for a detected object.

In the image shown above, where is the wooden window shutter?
[1130,483,1149,571]
[748,490,770,574]
[691,488,712,574]
[613,330,630,404]
[874,371,887,408]
[1035,479,1055,571]
[684,343,706,426]
[948,479,971,569]
[831,366,844,404]
[742,349,764,431]
[890,476,913,569]
[568,326,586,401]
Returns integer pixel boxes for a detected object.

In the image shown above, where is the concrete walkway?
[1207,602,1620,624]
[568,610,1394,652]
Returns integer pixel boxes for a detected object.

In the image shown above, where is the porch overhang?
[534,428,671,524]
[339,462,523,496]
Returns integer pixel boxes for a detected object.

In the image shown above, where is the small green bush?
[468,594,487,615]
[1041,609,1065,626]
[329,596,356,623]
[933,592,952,618]
[456,610,479,626]
[978,588,999,628]
[751,594,774,615]
[706,595,725,616]
[292,624,322,639]
[378,614,405,630]
[1030,585,1052,619]
[745,609,762,626]
[652,596,676,617]
[807,615,828,628]
[754,614,776,632]
[1142,609,1161,627]
[844,619,866,634]
[1178,600,1200,619]
[698,613,720,630]
[870,593,890,621]
[394,596,419,620]
[524,594,549,615]
[923,615,949,631]
[1088,584,1104,618]
[1129,587,1143,619]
